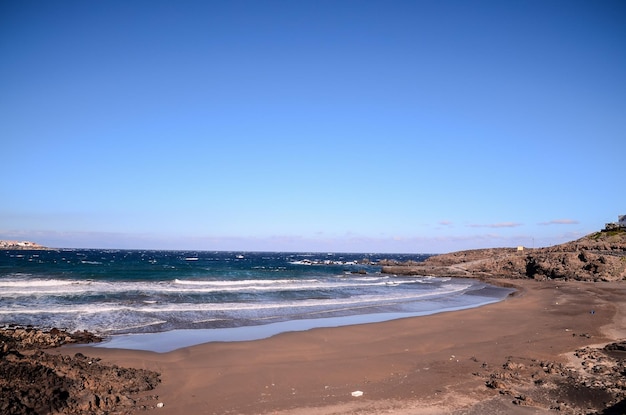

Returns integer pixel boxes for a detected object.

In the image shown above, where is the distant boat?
[236,255,244,259]
[184,257,199,261]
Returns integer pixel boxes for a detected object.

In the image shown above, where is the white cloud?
[467,222,523,228]
[538,219,579,225]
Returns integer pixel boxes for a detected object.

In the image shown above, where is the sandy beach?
[57,278,626,414]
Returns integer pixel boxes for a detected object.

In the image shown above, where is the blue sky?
[1,0,624,253]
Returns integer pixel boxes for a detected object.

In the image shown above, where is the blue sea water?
[0,249,513,350]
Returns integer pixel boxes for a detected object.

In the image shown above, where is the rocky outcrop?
[0,327,161,415]
[0,326,101,351]
[382,230,626,282]
[478,340,626,414]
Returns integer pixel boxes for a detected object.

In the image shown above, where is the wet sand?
[60,278,626,414]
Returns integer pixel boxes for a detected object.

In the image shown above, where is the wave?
[0,249,510,336]
[289,260,358,266]
[0,278,80,288]
[0,283,472,315]
[173,278,320,286]
[110,320,169,331]
[0,275,440,297]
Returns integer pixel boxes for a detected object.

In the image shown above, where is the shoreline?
[92,280,513,353]
[57,278,626,414]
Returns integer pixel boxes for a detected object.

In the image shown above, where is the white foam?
[0,282,471,316]
[111,320,168,331]
[0,279,78,288]
[0,275,459,297]
[174,278,319,286]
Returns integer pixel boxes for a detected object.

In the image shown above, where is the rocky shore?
[381,230,626,282]
[375,229,626,413]
[0,326,161,415]
[477,339,626,414]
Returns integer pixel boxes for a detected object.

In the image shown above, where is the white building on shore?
[0,240,45,249]
[604,215,626,231]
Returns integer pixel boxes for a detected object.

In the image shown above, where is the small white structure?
[605,215,626,231]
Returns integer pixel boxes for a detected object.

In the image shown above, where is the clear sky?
[1,0,624,253]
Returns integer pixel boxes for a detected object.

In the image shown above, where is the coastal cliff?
[381,230,626,282]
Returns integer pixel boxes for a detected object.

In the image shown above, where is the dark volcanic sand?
[56,279,626,415]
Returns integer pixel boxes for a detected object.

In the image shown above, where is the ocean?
[0,249,513,351]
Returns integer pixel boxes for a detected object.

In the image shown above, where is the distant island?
[0,240,48,250]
